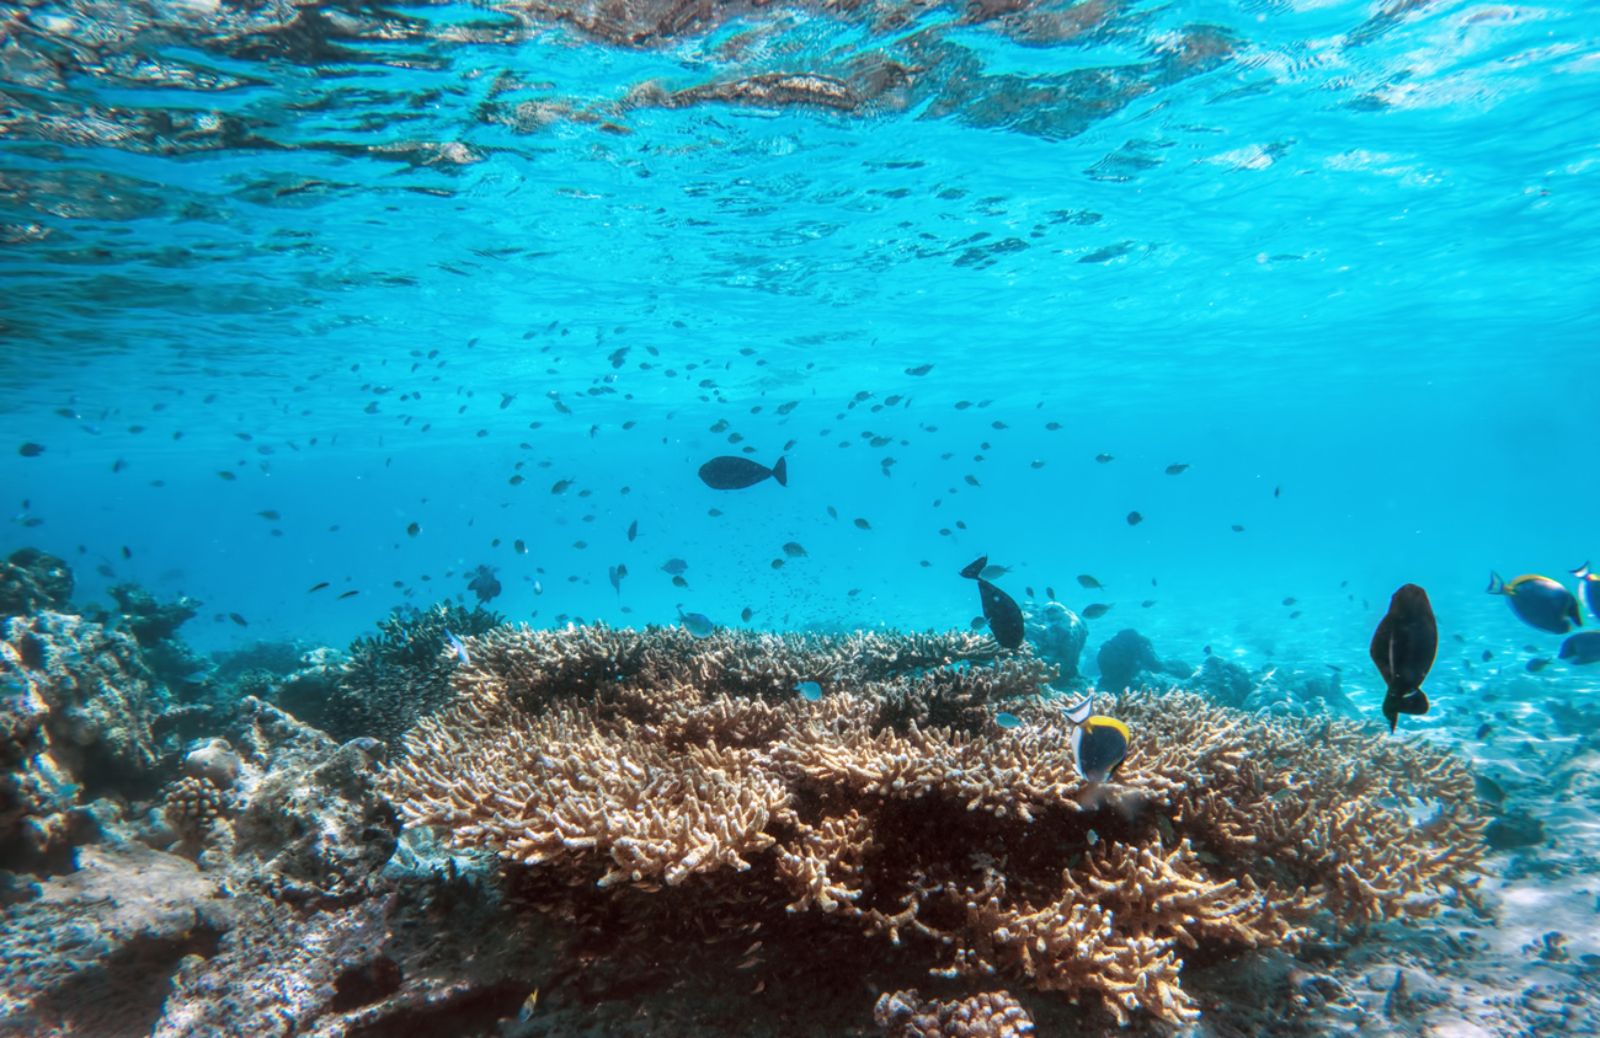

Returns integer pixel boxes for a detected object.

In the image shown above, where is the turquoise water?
[2,0,1598,691]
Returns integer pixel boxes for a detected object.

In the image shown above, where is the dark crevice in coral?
[342,981,527,1038]
[30,925,225,1038]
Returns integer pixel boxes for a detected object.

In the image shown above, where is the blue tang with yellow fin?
[1486,571,1581,634]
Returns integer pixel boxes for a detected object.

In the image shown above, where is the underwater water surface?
[2,0,1599,1031]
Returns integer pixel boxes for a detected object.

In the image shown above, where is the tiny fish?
[1165,463,1189,475]
[905,363,933,376]
[770,559,784,569]
[1046,586,1057,600]
[1077,575,1103,589]
[854,518,871,530]
[337,589,360,600]
[308,582,330,592]
[662,558,688,575]
[1082,603,1112,619]
[1526,657,1552,673]
[17,443,44,457]
[796,680,822,701]
[1140,599,1156,608]
[407,522,420,537]
[740,607,754,622]
[627,520,638,542]
[671,575,688,589]
[1126,511,1143,526]
[217,470,236,481]
[444,630,472,665]
[608,564,627,593]
[782,542,807,558]
[1231,524,1245,533]
[229,612,248,626]
[551,479,572,494]
[1282,597,1297,606]
[1095,453,1114,464]
[995,711,1022,730]
[257,509,281,520]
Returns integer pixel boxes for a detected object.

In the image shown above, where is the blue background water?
[1,0,1596,704]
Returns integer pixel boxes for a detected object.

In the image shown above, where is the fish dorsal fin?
[959,555,988,580]
[1063,696,1095,725]
[1574,561,1593,580]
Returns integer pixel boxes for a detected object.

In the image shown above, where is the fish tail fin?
[959,555,987,580]
[1383,686,1429,733]
[772,456,787,487]
[1573,561,1592,579]
[1486,571,1505,595]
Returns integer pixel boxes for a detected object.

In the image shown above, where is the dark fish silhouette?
[959,556,1024,649]
[18,443,44,457]
[1369,583,1437,733]
[608,564,627,593]
[1081,603,1111,619]
[308,582,329,592]
[337,589,360,600]
[698,456,787,490]
[1165,463,1189,475]
[627,520,638,542]
[468,565,502,603]
[1559,631,1600,665]
[1126,511,1143,526]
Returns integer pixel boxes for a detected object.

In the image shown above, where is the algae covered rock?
[1024,600,1086,682]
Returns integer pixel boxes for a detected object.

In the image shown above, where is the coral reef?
[0,549,73,616]
[875,988,1035,1037]
[0,611,175,868]
[290,602,503,746]
[388,624,1486,1025]
[1023,601,1086,682]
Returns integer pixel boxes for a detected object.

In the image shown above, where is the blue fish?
[796,680,822,701]
[1487,571,1582,634]
[444,630,471,666]
[677,606,714,638]
[1573,563,1600,621]
[995,711,1022,729]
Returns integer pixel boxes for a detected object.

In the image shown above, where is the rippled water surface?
[1,0,1597,657]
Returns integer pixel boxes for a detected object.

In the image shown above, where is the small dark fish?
[827,506,838,520]
[229,612,248,627]
[217,470,236,481]
[627,520,638,542]
[1559,631,1600,665]
[1165,463,1189,475]
[608,564,627,593]
[17,443,44,457]
[258,509,281,520]
[678,607,714,638]
[1126,511,1143,526]
[1274,485,1281,498]
[308,582,330,593]
[1095,453,1113,464]
[514,539,527,554]
[1481,649,1492,661]
[1077,574,1103,589]
[551,479,573,494]
[1046,586,1056,600]
[1282,597,1297,606]
[905,363,934,376]
[121,545,132,559]
[771,559,784,569]
[854,518,871,530]
[1231,524,1245,533]
[783,542,807,558]
[112,458,127,473]
[662,558,688,576]
[1526,657,1552,673]
[407,522,420,537]
[337,589,360,600]
[741,607,754,622]
[1140,599,1156,608]
[671,575,688,589]
[698,456,787,490]
[1081,603,1111,619]
[467,565,502,603]
[1370,583,1436,732]
[1487,571,1582,634]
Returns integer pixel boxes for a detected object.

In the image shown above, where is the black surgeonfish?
[958,555,1024,649]
[698,455,787,490]
[1369,583,1437,732]
[1487,571,1581,634]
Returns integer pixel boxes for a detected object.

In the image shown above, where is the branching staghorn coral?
[385,624,1485,1025]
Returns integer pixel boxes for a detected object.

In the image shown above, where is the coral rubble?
[387,623,1486,1025]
